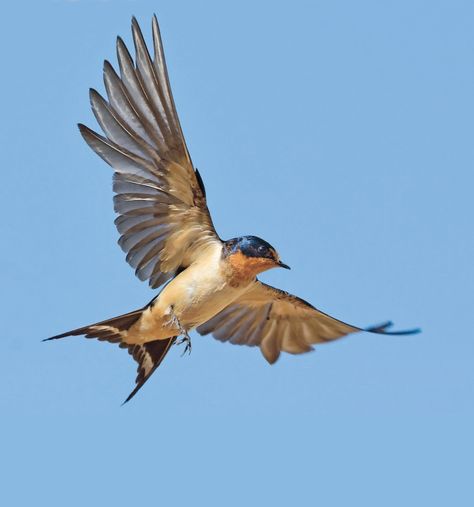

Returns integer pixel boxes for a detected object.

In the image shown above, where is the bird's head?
[224,236,290,277]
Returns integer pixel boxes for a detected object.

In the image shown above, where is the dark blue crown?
[224,236,277,260]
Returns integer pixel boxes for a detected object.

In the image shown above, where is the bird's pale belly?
[175,281,244,329]
[126,262,252,344]
[161,265,251,327]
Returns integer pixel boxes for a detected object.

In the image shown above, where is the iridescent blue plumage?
[225,236,276,259]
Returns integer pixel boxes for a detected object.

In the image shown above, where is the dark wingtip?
[365,321,393,333]
[366,321,421,336]
[77,123,91,141]
[42,331,71,342]
[386,327,422,336]
[77,123,98,142]
[116,35,125,50]
[89,88,100,108]
[131,16,139,32]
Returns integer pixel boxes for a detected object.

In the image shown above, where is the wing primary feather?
[103,59,158,148]
[89,88,157,162]
[151,14,192,166]
[150,15,180,132]
[116,36,168,152]
[365,321,421,336]
[131,17,175,142]
[78,123,158,177]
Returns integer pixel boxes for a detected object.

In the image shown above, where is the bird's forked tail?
[44,309,176,403]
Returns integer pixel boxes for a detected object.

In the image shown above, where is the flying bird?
[46,16,419,403]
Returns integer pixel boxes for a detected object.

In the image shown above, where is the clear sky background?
[1,0,473,505]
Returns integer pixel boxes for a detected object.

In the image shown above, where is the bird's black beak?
[277,261,291,270]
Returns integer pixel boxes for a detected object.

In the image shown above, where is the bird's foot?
[176,334,192,356]
[169,307,192,356]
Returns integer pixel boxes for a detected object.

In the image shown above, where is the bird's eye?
[257,245,266,254]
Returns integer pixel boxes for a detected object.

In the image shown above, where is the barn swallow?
[46,16,419,403]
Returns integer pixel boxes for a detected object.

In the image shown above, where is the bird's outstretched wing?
[80,16,221,289]
[197,281,420,363]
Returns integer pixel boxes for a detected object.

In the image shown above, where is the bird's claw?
[183,339,192,356]
[176,334,192,356]
[169,306,192,356]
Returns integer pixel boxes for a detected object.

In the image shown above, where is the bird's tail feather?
[123,337,176,404]
[44,308,144,343]
[45,309,176,403]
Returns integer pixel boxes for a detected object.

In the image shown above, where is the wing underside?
[198,281,420,363]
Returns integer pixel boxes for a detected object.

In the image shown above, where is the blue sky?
[1,0,473,505]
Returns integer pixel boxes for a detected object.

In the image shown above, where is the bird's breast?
[155,250,251,329]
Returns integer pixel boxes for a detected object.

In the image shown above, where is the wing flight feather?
[197,281,420,363]
[80,16,220,288]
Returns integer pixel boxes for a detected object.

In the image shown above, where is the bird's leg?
[169,306,192,356]
[178,336,192,356]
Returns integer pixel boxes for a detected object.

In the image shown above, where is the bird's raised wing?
[197,281,420,363]
[79,16,221,288]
